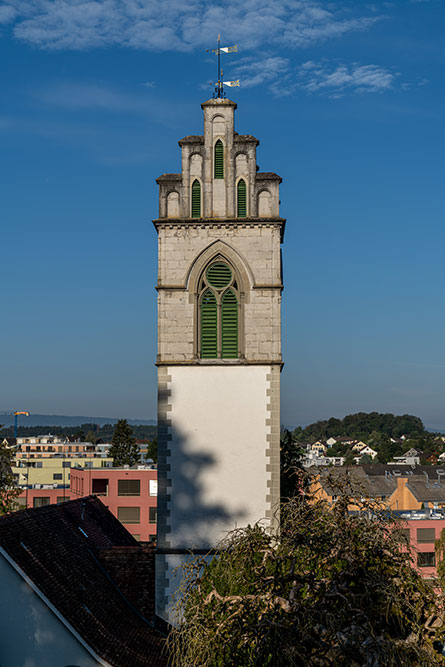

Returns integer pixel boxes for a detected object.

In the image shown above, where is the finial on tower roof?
[206,34,239,99]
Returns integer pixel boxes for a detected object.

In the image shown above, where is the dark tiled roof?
[0,497,166,667]
[178,135,204,145]
[256,172,282,182]
[156,173,182,182]
[234,133,259,145]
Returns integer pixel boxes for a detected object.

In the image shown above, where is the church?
[153,96,285,623]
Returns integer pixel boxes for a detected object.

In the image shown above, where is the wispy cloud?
[1,1,384,51]
[232,56,291,89]
[232,56,399,97]
[296,60,397,97]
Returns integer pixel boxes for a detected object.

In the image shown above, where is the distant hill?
[292,412,427,442]
[0,413,156,428]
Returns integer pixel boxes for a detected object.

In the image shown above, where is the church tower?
[154,98,285,624]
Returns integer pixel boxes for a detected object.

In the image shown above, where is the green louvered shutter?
[206,262,232,288]
[214,140,224,179]
[237,179,247,217]
[201,290,217,358]
[221,290,238,358]
[191,180,201,218]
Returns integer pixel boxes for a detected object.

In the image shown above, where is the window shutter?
[221,290,238,358]
[118,507,140,523]
[206,262,232,288]
[201,290,217,358]
[237,179,247,217]
[214,140,224,179]
[191,180,201,218]
[118,479,140,496]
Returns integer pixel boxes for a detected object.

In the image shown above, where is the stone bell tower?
[154,98,285,624]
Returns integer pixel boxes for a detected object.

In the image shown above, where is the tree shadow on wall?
[157,389,249,552]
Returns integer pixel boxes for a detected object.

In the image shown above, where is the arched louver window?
[214,140,224,179]
[237,179,247,218]
[199,261,239,359]
[191,180,201,218]
[201,290,217,358]
[221,290,238,358]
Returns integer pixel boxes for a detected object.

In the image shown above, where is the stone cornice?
[153,217,286,241]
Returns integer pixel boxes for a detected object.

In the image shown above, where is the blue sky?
[1,1,444,429]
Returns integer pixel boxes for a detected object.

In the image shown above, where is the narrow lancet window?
[221,290,238,358]
[201,290,217,358]
[214,140,224,179]
[191,180,201,218]
[237,179,247,217]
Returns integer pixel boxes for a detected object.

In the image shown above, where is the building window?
[214,140,224,179]
[199,261,239,359]
[62,462,71,468]
[92,478,108,496]
[33,497,50,508]
[149,479,158,496]
[118,507,140,524]
[237,179,247,217]
[191,179,201,218]
[417,528,435,543]
[417,552,435,568]
[149,507,157,524]
[57,496,69,503]
[53,473,62,480]
[133,534,141,541]
[118,479,140,496]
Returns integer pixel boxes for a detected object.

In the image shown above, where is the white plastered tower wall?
[154,98,284,624]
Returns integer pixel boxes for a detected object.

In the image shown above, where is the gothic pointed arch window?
[199,260,239,358]
[191,179,201,218]
[237,179,247,217]
[214,140,224,179]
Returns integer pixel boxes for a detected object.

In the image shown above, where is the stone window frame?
[199,261,240,359]
[235,176,248,217]
[257,187,272,218]
[190,177,203,218]
[166,188,180,218]
[212,135,227,181]
[187,241,253,362]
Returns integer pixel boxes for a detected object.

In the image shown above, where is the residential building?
[15,434,96,459]
[0,497,165,666]
[70,465,157,542]
[312,464,445,513]
[12,454,113,488]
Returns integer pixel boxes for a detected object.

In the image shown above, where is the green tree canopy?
[0,438,20,515]
[169,484,442,666]
[109,419,140,467]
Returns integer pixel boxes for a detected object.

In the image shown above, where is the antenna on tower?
[206,34,239,99]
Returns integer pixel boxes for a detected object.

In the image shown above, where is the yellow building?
[13,455,113,488]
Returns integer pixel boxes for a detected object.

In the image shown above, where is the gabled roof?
[0,497,165,667]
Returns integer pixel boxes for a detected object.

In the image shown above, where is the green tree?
[343,449,356,466]
[280,429,305,501]
[169,489,442,667]
[85,429,97,445]
[109,419,140,467]
[0,434,21,515]
[145,437,158,464]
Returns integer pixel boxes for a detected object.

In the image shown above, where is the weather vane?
[206,33,239,99]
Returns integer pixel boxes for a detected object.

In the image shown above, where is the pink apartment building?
[399,515,445,579]
[70,465,157,543]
